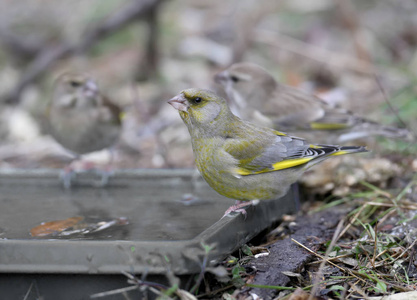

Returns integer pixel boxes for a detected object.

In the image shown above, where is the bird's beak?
[214,71,227,84]
[83,79,98,98]
[168,94,188,112]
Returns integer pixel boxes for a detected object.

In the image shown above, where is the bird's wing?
[263,84,410,137]
[308,107,358,130]
[223,128,340,176]
[262,85,325,126]
[100,96,124,125]
[263,85,357,130]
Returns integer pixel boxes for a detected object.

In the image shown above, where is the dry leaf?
[30,216,83,237]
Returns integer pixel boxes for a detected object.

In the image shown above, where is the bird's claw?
[59,168,76,189]
[60,162,114,189]
[223,201,255,218]
[95,169,114,187]
[222,206,247,218]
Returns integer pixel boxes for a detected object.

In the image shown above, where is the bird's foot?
[223,200,258,218]
[59,166,76,189]
[94,167,114,187]
[60,160,114,188]
[79,160,114,187]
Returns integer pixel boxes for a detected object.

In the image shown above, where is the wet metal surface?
[0,169,230,241]
[0,169,296,275]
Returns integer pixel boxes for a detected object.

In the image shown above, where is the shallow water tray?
[0,169,296,298]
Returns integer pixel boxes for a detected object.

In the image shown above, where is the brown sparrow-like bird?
[215,62,412,143]
[48,73,122,188]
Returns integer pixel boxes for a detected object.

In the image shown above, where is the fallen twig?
[291,238,366,285]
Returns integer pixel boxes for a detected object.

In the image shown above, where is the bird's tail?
[332,145,369,156]
[338,119,413,143]
[305,145,368,170]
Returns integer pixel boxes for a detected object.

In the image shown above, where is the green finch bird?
[215,62,412,143]
[168,88,367,215]
[48,73,122,188]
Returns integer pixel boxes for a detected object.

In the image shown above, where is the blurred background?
[0,0,415,177]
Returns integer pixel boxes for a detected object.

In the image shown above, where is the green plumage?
[169,88,367,202]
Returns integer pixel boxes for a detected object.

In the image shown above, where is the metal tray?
[0,169,296,297]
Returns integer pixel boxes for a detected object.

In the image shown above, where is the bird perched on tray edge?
[168,88,368,216]
[215,62,412,143]
[48,73,123,188]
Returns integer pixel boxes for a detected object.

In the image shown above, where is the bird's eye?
[193,97,202,104]
[70,81,81,87]
[231,76,239,83]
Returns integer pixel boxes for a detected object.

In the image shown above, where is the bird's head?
[214,62,277,106]
[53,73,100,108]
[168,88,234,136]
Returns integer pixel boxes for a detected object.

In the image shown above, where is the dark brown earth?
[244,208,347,299]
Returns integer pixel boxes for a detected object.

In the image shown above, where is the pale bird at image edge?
[168,88,368,215]
[215,62,412,143]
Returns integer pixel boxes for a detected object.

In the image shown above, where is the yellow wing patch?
[310,122,348,130]
[119,111,127,120]
[329,150,349,156]
[309,144,323,149]
[235,157,314,176]
[270,157,314,170]
[273,130,287,136]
